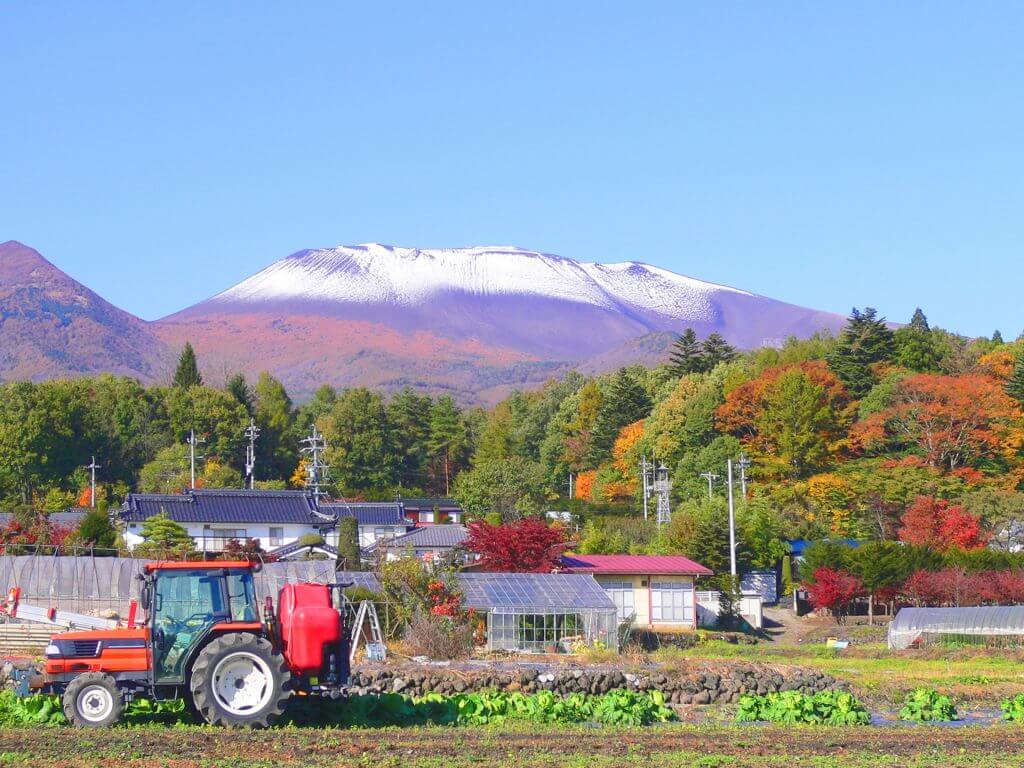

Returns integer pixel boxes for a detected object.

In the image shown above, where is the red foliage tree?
[465,517,568,573]
[898,495,988,551]
[805,567,863,622]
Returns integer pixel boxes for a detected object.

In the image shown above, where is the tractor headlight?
[44,643,62,658]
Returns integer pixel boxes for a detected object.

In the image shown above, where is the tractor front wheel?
[189,633,292,728]
[62,673,124,728]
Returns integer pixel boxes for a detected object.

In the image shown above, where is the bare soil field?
[3,724,1024,768]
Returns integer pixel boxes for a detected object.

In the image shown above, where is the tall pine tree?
[172,342,203,389]
[588,368,651,464]
[668,328,703,376]
[1007,351,1024,407]
[699,333,737,371]
[827,307,895,397]
[225,373,253,413]
[993,329,1004,344]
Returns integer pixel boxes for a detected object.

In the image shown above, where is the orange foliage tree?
[574,470,596,502]
[716,361,850,475]
[854,374,1019,470]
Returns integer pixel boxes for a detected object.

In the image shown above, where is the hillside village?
[2,305,1024,655]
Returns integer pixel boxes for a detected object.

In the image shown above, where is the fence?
[696,590,764,630]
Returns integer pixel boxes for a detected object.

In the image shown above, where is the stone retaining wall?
[348,665,843,705]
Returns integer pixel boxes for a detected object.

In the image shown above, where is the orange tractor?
[23,560,350,727]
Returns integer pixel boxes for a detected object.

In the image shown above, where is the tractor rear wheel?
[189,632,292,728]
[62,673,124,728]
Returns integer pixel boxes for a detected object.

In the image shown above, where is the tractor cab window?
[151,569,257,682]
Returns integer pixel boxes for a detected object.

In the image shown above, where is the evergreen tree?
[895,308,941,372]
[826,307,895,397]
[172,342,203,389]
[225,373,253,413]
[992,329,1004,344]
[253,373,296,481]
[588,369,651,464]
[134,512,195,557]
[668,328,703,376]
[73,505,118,550]
[1007,351,1024,407]
[428,395,467,494]
[389,388,434,491]
[699,333,738,370]
[335,516,361,571]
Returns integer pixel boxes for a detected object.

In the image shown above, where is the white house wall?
[122,521,407,552]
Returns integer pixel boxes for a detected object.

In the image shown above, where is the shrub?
[403,612,475,660]
[898,688,957,722]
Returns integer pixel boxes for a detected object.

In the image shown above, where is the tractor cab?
[141,562,260,684]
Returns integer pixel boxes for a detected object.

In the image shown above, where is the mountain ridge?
[2,239,849,403]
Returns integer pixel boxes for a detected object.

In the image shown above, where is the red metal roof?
[560,554,713,576]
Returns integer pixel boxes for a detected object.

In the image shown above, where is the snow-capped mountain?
[204,244,749,323]
[153,243,847,402]
[167,244,845,357]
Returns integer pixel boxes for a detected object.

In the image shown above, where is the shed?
[889,606,1024,650]
[459,572,619,652]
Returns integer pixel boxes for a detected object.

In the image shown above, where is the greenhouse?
[889,606,1024,650]
[459,572,619,653]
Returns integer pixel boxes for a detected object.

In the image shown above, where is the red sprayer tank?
[277,583,342,675]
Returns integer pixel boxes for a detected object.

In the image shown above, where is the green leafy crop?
[736,690,870,726]
[898,688,957,722]
[1001,694,1024,723]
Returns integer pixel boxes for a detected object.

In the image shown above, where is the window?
[449,512,461,523]
[373,527,393,542]
[269,527,284,547]
[603,581,635,621]
[420,510,435,524]
[651,581,693,623]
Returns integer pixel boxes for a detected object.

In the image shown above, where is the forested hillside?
[2,308,1024,579]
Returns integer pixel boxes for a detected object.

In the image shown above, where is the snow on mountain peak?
[209,244,751,323]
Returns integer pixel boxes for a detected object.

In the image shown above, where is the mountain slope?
[0,241,168,382]
[165,243,847,359]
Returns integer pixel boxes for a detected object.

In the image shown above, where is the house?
[560,554,714,630]
[319,502,413,547]
[0,509,91,529]
[365,524,469,564]
[396,497,464,526]
[118,490,413,557]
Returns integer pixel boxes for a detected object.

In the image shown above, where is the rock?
[692,690,711,705]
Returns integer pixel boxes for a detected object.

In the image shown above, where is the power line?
[83,456,100,508]
[698,470,719,501]
[300,424,330,503]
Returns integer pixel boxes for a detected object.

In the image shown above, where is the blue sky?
[1,3,1021,337]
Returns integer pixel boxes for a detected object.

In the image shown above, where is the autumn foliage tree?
[805,567,863,623]
[465,517,568,572]
[855,374,1018,470]
[717,361,850,477]
[898,495,989,550]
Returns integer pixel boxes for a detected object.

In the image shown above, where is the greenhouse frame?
[459,572,620,652]
[889,606,1024,650]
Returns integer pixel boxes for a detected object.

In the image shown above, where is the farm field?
[669,640,1024,704]
[2,723,1024,768]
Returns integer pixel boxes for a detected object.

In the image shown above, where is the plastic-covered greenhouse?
[889,606,1024,650]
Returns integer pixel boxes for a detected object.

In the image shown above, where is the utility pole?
[738,453,751,497]
[300,425,330,502]
[84,456,99,508]
[244,418,261,490]
[654,463,672,527]
[566,473,575,501]
[640,456,651,521]
[186,430,205,490]
[699,471,719,501]
[727,459,737,577]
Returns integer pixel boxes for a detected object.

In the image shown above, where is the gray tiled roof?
[120,489,325,525]
[320,502,410,526]
[367,524,468,552]
[267,540,339,559]
[0,510,90,528]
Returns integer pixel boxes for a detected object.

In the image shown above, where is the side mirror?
[140,582,152,612]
